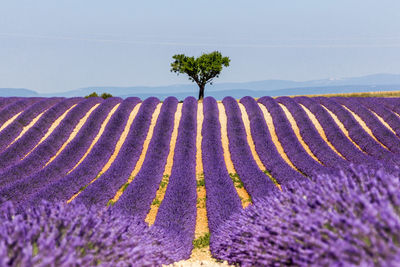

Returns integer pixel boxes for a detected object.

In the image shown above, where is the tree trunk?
[198,84,205,101]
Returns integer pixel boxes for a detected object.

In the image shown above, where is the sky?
[0,0,400,93]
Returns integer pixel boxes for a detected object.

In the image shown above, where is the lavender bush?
[335,97,400,154]
[212,165,400,266]
[359,97,400,138]
[223,96,278,199]
[315,97,400,166]
[0,201,177,266]
[111,97,177,217]
[154,97,198,260]
[294,96,376,165]
[239,96,305,186]
[0,97,82,171]
[0,97,103,188]
[0,98,62,153]
[71,97,159,209]
[27,97,140,206]
[276,96,349,169]
[258,96,334,177]
[0,98,122,205]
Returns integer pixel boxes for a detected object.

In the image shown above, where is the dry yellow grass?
[66,103,120,174]
[45,104,100,166]
[217,102,251,208]
[0,111,22,132]
[145,103,182,226]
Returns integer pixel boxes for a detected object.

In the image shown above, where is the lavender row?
[0,97,83,171]
[110,97,178,218]
[257,96,332,177]
[276,97,349,169]
[0,97,43,127]
[0,98,62,152]
[315,97,400,166]
[212,165,400,266]
[0,97,122,205]
[239,96,305,186]
[359,97,400,138]
[293,97,379,166]
[153,97,198,261]
[0,201,178,266]
[376,97,400,114]
[0,97,21,110]
[0,97,103,189]
[69,97,159,209]
[27,97,141,206]
[334,97,400,153]
[223,97,278,199]
[201,97,243,256]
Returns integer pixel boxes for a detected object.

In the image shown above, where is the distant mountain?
[0,88,39,97]
[2,73,400,99]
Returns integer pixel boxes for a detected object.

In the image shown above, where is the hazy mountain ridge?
[2,74,400,99]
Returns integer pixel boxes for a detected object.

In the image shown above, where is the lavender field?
[1,96,400,266]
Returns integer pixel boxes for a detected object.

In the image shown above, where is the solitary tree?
[170,51,230,100]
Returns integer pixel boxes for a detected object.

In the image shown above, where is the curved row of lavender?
[109,97,177,217]
[0,96,400,265]
[0,97,122,206]
[316,97,400,166]
[153,97,198,261]
[359,97,400,138]
[27,97,141,206]
[0,98,62,152]
[0,98,82,171]
[71,97,159,209]
[335,97,400,153]
[239,96,306,186]
[0,201,177,266]
[258,96,335,177]
[0,97,103,188]
[201,97,243,256]
[223,96,279,198]
[276,96,349,169]
[211,165,400,266]
[0,98,43,126]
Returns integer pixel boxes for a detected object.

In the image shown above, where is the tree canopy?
[171,51,230,100]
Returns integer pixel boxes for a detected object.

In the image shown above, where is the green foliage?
[229,173,244,188]
[85,92,99,98]
[160,175,169,189]
[100,92,113,99]
[152,198,161,206]
[84,92,113,99]
[197,178,205,188]
[170,51,230,99]
[193,232,210,249]
[263,170,280,186]
[121,182,130,193]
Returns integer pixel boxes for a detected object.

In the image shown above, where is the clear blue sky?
[1,0,399,93]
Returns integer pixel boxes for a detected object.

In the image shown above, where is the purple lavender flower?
[212,165,400,266]
[0,200,177,266]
